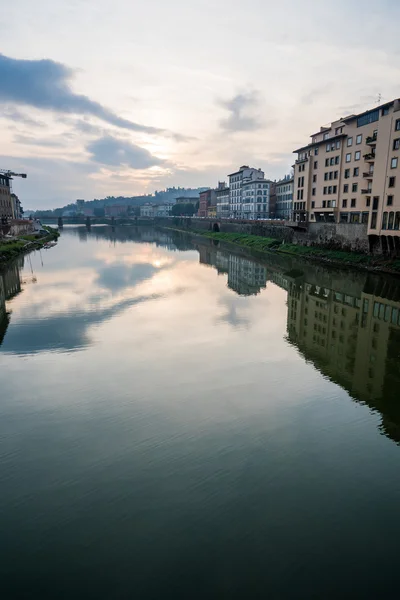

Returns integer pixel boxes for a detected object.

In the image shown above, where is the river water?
[1,226,400,599]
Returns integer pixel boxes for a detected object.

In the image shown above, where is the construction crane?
[0,170,27,179]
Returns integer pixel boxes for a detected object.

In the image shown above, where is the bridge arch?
[212,222,220,233]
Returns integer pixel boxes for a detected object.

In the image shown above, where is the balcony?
[363,171,374,179]
[363,153,375,161]
[361,189,372,194]
[295,157,308,164]
[366,133,377,145]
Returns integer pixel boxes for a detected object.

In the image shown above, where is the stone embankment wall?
[166,217,369,253]
[0,220,35,238]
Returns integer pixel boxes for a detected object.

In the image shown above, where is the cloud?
[0,294,163,355]
[219,91,269,132]
[86,135,166,169]
[14,134,66,148]
[1,106,46,128]
[0,53,165,136]
[96,262,160,291]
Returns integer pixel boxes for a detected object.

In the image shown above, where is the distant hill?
[31,187,208,219]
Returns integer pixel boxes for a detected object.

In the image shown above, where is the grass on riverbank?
[192,229,400,272]
[0,226,60,264]
[199,231,282,251]
[277,243,372,265]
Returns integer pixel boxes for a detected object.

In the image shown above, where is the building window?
[323,132,330,140]
[352,183,358,192]
[315,147,319,155]
[344,169,350,179]
[326,143,330,152]
[347,137,353,147]
[391,157,398,169]
[336,127,343,135]
[357,110,379,128]
[328,186,332,194]
[330,157,335,166]
[312,174,317,183]
[314,161,318,169]
[311,201,315,208]
[329,172,333,180]
[344,184,349,193]
[322,200,326,208]
[325,158,329,167]
[382,212,388,229]
[355,151,361,161]
[346,153,351,162]
[335,156,339,165]
[312,188,316,196]
[382,106,389,116]
[334,171,338,179]
[333,185,337,193]
[353,167,359,176]
[366,197,371,207]
[342,199,347,208]
[393,138,400,150]
[356,134,362,144]
[389,176,396,188]
[395,119,400,131]
[373,197,379,210]
[387,195,393,206]
[324,173,328,181]
[351,198,356,207]
[336,140,341,149]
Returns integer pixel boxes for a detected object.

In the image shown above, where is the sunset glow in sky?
[1,0,399,208]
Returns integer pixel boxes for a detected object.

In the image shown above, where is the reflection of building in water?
[270,271,289,292]
[0,262,22,346]
[227,255,267,296]
[287,275,400,444]
[197,243,267,296]
[2,263,22,301]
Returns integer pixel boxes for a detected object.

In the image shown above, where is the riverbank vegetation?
[0,226,59,264]
[185,229,400,274]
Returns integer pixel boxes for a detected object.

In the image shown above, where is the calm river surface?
[1,226,400,599]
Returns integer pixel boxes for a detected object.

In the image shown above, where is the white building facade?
[275,176,294,220]
[228,166,269,219]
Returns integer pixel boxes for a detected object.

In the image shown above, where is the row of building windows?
[326,140,341,152]
[346,151,361,162]
[339,212,369,224]
[323,185,338,195]
[347,134,363,146]
[373,301,400,325]
[324,156,340,167]
[382,211,400,230]
[0,178,10,186]
[324,170,339,181]
[344,168,360,178]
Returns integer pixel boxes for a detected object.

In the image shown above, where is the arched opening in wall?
[387,235,395,255]
[394,236,400,256]
[381,235,388,255]
[213,223,220,232]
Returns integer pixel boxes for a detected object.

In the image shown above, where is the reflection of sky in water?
[0,228,282,357]
[2,227,400,599]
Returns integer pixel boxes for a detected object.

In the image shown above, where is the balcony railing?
[363,153,375,160]
[363,171,374,179]
[361,189,372,194]
[366,133,377,145]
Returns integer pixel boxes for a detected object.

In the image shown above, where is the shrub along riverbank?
[0,226,60,265]
[178,229,400,274]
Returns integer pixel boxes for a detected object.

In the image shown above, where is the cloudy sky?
[1,0,400,209]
